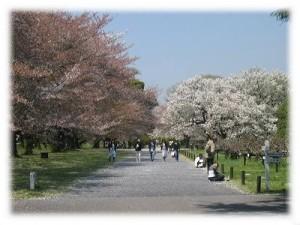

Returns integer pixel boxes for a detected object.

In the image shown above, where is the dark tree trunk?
[20,135,25,148]
[93,138,101,148]
[184,135,190,148]
[37,141,42,150]
[11,131,19,157]
[24,135,34,155]
[75,137,81,149]
[78,139,87,149]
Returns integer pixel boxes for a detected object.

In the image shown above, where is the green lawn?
[181,149,289,194]
[12,147,127,199]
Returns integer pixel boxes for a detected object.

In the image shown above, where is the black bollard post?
[230,167,234,180]
[241,171,245,185]
[41,152,48,158]
[243,155,246,166]
[256,176,261,193]
[221,164,224,174]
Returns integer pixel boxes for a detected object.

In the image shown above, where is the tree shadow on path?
[67,151,146,194]
[194,196,288,214]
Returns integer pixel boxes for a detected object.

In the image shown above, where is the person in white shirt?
[194,154,205,168]
[161,142,168,161]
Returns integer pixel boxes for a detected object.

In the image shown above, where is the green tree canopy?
[276,99,288,139]
[130,79,145,90]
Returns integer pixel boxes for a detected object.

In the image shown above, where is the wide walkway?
[13,150,288,214]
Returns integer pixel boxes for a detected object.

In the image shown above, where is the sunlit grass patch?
[12,148,127,199]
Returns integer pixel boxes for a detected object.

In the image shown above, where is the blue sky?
[104,12,288,102]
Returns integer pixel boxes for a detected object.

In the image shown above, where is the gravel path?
[13,150,288,214]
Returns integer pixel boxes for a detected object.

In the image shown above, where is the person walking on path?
[204,136,215,173]
[173,141,180,161]
[108,140,117,162]
[135,139,142,163]
[153,140,157,159]
[168,140,173,154]
[148,140,156,161]
[161,142,168,161]
[112,140,117,161]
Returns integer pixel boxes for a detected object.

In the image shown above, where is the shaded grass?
[12,148,127,199]
[181,148,289,194]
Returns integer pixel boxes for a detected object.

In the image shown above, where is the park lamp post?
[263,140,270,192]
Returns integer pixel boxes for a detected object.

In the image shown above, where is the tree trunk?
[11,131,19,157]
[93,138,101,148]
[74,137,81,149]
[184,136,190,148]
[24,136,34,155]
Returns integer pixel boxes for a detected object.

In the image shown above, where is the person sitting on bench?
[208,163,224,181]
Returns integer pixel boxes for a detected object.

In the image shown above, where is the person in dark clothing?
[135,139,142,163]
[173,141,180,161]
[208,163,224,182]
[112,140,118,161]
[107,140,116,162]
[148,140,156,161]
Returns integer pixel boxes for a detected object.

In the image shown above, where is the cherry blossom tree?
[156,69,288,153]
[233,68,288,112]
[11,11,157,155]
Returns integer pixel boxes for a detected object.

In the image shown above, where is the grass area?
[12,147,127,199]
[80,142,94,149]
[181,148,289,194]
